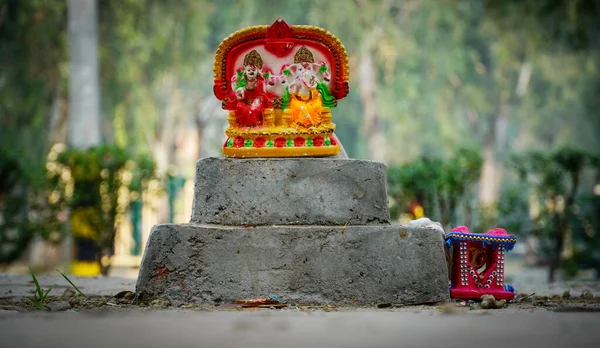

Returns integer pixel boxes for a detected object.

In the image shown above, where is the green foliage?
[0,0,69,264]
[496,179,532,235]
[47,144,156,273]
[388,147,483,227]
[0,154,31,263]
[509,147,599,280]
[27,266,53,311]
[0,0,67,181]
[484,0,600,52]
[57,269,86,297]
[98,0,213,151]
[0,148,65,264]
[27,268,88,310]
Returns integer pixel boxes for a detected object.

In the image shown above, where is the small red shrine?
[445,226,517,301]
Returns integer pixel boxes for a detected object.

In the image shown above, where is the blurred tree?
[388,147,482,228]
[309,0,412,162]
[47,145,155,275]
[0,0,68,263]
[0,154,33,264]
[98,0,212,168]
[484,0,600,52]
[68,0,101,148]
[0,0,67,173]
[512,147,599,282]
[97,0,213,224]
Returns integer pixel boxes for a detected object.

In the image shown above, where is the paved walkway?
[0,274,135,298]
[1,272,600,348]
[1,310,599,348]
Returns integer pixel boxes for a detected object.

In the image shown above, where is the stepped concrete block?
[135,224,449,305]
[190,158,390,226]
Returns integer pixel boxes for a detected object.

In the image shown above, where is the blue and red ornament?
[445,226,517,301]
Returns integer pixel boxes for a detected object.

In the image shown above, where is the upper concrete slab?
[191,158,391,226]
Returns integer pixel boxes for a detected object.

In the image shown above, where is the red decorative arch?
[213,18,350,103]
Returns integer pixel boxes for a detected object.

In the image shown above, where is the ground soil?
[2,289,599,314]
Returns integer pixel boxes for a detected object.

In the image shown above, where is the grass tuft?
[57,269,87,297]
[28,266,53,311]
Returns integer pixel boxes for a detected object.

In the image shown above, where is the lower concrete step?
[136,223,449,305]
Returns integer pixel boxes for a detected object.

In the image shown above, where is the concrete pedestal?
[136,158,450,305]
[191,158,390,226]
[136,224,448,305]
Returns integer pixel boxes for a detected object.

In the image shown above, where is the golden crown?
[294,46,314,64]
[243,50,263,68]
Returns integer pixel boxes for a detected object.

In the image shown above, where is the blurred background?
[0,0,599,289]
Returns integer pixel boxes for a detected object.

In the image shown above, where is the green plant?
[510,147,599,281]
[27,267,53,311]
[46,145,156,275]
[387,147,483,228]
[57,270,86,297]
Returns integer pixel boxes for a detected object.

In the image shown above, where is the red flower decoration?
[313,137,324,146]
[253,137,266,148]
[233,136,245,148]
[330,136,337,146]
[294,137,305,147]
[274,137,287,148]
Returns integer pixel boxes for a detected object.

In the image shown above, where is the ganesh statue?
[213,18,349,157]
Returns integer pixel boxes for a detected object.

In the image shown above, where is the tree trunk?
[68,0,102,275]
[478,102,508,206]
[195,96,218,159]
[48,87,68,146]
[548,169,582,282]
[152,87,184,224]
[195,117,206,160]
[358,46,386,163]
[548,206,563,283]
[478,142,499,205]
[68,0,101,148]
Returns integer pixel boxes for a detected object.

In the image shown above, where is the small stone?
[114,290,135,299]
[533,296,550,306]
[115,291,136,304]
[581,290,594,299]
[68,296,82,306]
[60,287,76,300]
[150,299,171,308]
[562,290,571,298]
[44,301,72,312]
[480,295,506,309]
